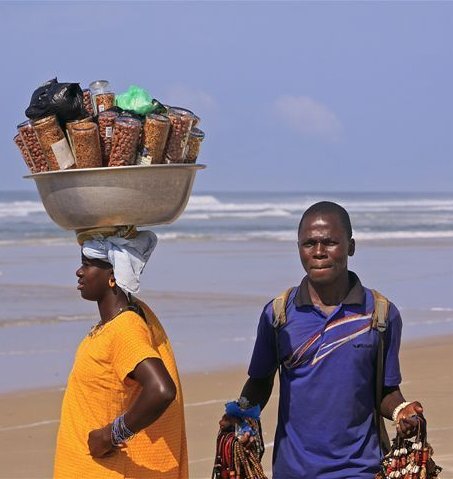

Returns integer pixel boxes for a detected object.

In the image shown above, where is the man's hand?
[219,414,256,447]
[88,424,117,458]
[396,401,424,438]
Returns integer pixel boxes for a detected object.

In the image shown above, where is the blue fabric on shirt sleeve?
[248,301,278,378]
[384,302,403,387]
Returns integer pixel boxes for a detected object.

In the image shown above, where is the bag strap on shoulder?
[371,289,390,332]
[272,287,294,329]
[371,289,391,455]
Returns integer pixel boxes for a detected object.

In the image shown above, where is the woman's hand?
[396,401,424,438]
[88,424,116,458]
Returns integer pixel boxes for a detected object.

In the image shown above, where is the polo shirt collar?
[294,271,364,307]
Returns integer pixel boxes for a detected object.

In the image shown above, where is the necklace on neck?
[88,306,128,337]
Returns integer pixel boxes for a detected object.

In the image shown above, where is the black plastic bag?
[25,78,85,122]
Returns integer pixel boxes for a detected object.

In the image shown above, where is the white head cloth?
[81,230,158,294]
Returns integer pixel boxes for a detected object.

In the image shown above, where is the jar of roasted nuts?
[33,115,75,170]
[71,123,103,169]
[141,114,170,165]
[82,89,95,116]
[185,128,205,164]
[89,80,115,115]
[165,108,195,163]
[66,116,94,152]
[17,120,49,172]
[108,116,142,167]
[14,133,36,173]
[98,110,119,166]
[170,106,200,128]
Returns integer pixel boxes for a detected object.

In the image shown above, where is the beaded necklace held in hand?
[212,398,267,479]
[375,417,442,479]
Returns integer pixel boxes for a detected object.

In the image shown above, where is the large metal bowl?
[24,164,206,230]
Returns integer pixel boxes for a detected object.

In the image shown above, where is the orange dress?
[54,302,188,479]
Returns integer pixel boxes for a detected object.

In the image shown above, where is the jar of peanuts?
[140,113,170,165]
[89,80,115,115]
[13,133,36,173]
[108,116,142,167]
[165,108,195,163]
[71,122,103,169]
[32,115,75,170]
[98,110,119,166]
[17,120,49,172]
[82,89,95,116]
[171,106,200,128]
[185,128,205,163]
[66,116,94,152]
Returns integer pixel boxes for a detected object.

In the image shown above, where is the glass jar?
[170,106,200,128]
[89,80,115,115]
[141,114,170,165]
[66,116,94,152]
[33,115,75,170]
[17,120,49,172]
[185,128,205,163]
[165,108,195,163]
[14,133,36,173]
[98,110,119,166]
[71,123,103,169]
[82,89,95,116]
[108,117,141,167]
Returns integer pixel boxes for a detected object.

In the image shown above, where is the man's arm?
[381,385,424,438]
[240,374,276,410]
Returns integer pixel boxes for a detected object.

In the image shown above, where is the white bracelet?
[392,401,411,422]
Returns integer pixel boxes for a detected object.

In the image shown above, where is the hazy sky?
[1,1,452,192]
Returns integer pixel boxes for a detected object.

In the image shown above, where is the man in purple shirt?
[221,201,423,478]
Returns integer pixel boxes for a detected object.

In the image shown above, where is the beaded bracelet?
[111,414,135,446]
[392,401,411,422]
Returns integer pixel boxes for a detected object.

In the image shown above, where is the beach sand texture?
[1,239,453,478]
[0,336,452,479]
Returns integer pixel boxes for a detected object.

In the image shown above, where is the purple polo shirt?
[248,272,402,479]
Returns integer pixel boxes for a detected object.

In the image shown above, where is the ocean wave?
[3,194,453,220]
[2,228,453,245]
[186,195,453,214]
[0,201,45,218]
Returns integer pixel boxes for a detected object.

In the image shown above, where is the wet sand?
[0,335,452,478]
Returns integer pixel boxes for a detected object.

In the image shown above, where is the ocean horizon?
[3,190,453,244]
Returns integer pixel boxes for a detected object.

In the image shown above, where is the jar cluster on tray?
[14,79,205,173]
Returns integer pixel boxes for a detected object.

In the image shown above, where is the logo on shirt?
[353,343,372,349]
[284,313,373,368]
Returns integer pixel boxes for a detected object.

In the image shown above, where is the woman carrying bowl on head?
[54,229,188,479]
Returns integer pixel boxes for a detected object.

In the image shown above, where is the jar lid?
[17,120,32,129]
[190,128,205,139]
[99,110,119,118]
[89,80,111,94]
[116,116,141,127]
[72,122,97,131]
[32,115,57,126]
[169,106,199,123]
[146,113,170,123]
[168,107,196,118]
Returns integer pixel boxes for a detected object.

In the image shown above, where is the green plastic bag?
[115,85,154,115]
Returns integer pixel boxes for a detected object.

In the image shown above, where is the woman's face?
[76,255,113,301]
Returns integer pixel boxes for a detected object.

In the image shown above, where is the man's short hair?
[298,201,353,239]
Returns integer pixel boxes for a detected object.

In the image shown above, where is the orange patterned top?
[54,303,188,478]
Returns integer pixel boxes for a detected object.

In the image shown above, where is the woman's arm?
[88,357,176,458]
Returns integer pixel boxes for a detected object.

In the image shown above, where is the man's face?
[298,212,354,286]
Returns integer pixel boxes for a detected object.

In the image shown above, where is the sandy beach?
[0,335,452,479]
